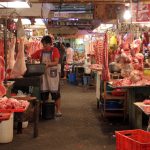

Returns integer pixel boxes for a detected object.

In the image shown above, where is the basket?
[115,129,150,150]
[24,63,46,77]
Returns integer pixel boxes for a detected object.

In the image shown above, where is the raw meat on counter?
[130,70,143,83]
[0,97,29,110]
[112,75,150,87]
[112,78,132,87]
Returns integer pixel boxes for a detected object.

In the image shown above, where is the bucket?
[68,73,76,84]
[0,113,14,143]
[22,121,28,128]
[42,102,55,120]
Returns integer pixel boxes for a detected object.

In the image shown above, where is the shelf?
[103,108,125,111]
[101,110,124,117]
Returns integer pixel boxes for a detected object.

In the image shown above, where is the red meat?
[143,100,150,105]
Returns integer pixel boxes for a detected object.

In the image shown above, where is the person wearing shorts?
[31,35,62,117]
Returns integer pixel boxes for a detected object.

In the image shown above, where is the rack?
[99,78,127,120]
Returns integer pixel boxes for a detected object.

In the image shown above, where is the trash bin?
[0,113,14,143]
[42,102,55,119]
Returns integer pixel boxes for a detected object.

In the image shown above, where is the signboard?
[94,4,124,22]
[136,3,150,22]
[49,12,93,20]
[132,3,150,22]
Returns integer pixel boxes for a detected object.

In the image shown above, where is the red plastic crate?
[115,129,150,150]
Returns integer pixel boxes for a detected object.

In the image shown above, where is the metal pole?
[3,18,7,84]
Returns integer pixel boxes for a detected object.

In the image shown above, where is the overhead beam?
[32,0,129,4]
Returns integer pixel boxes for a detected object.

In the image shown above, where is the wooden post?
[33,99,39,138]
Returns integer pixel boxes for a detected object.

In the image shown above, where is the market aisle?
[0,81,127,150]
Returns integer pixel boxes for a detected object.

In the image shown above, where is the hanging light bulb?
[123,9,131,20]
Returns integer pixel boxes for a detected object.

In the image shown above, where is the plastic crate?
[115,129,150,150]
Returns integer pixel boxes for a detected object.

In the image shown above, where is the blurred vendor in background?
[63,43,74,79]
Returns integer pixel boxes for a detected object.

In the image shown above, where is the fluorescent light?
[14,18,45,26]
[35,19,45,25]
[123,10,131,20]
[14,18,31,25]
[0,1,31,8]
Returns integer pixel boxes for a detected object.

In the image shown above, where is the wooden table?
[13,96,39,138]
[134,102,150,131]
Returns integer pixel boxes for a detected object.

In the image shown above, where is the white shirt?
[66,47,74,64]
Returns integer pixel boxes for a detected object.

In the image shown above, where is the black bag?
[42,102,55,120]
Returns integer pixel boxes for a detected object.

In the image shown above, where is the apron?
[40,49,59,93]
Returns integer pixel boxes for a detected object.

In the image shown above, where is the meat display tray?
[0,103,29,113]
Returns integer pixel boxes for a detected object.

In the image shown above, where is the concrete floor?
[0,81,129,150]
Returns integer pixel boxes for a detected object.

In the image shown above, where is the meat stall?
[0,17,43,140]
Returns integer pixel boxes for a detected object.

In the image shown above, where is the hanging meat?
[7,36,16,70]
[16,17,25,38]
[10,38,27,78]
[0,56,6,97]
[102,33,110,81]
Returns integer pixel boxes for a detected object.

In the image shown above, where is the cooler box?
[42,102,55,120]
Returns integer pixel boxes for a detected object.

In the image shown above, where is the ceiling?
[1,0,150,34]
[30,0,149,4]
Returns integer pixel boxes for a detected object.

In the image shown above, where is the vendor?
[63,43,74,79]
[31,35,62,117]
[83,56,91,87]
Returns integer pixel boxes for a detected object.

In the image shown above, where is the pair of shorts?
[41,91,61,101]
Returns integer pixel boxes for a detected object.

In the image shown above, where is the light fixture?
[0,0,31,8]
[123,6,131,20]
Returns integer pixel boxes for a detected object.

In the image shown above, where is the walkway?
[0,81,128,150]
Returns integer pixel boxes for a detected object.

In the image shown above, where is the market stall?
[0,14,46,142]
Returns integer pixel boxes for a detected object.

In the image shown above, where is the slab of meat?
[0,97,29,109]
[142,106,150,113]
[10,38,27,78]
[0,66,5,82]
[0,84,6,97]
[0,56,4,67]
[7,37,16,70]
[0,56,5,82]
[143,100,150,105]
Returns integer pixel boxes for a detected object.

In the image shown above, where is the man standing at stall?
[31,35,62,117]
[64,43,74,79]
